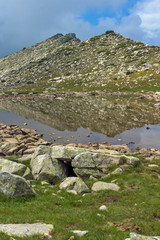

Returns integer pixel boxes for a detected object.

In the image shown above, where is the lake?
[0,94,159,151]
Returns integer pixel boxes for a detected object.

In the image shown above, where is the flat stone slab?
[0,223,54,237]
[125,232,160,240]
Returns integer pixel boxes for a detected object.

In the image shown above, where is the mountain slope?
[0,31,160,93]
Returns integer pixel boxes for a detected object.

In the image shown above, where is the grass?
[0,158,160,239]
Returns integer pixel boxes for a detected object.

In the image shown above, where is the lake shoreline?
[0,91,160,101]
[0,123,159,161]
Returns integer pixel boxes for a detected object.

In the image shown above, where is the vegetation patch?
[0,158,160,239]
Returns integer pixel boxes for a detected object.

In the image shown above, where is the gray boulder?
[31,153,68,184]
[125,232,160,240]
[31,145,141,181]
[0,172,35,197]
[51,146,87,161]
[59,177,90,194]
[0,223,54,237]
[72,151,140,178]
[0,158,33,180]
[92,181,120,192]
[32,145,51,159]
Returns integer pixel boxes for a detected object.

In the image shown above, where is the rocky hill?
[0,31,160,93]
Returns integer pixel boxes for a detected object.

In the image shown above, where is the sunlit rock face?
[0,31,160,93]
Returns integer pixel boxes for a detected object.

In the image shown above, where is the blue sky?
[0,0,160,57]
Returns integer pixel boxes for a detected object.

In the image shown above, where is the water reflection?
[0,95,159,150]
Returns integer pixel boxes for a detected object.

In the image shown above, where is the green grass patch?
[0,158,160,239]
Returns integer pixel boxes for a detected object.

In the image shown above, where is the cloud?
[95,0,160,46]
[0,0,160,57]
[135,0,160,38]
[0,0,127,57]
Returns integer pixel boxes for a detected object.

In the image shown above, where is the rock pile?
[0,123,48,156]
[30,145,140,182]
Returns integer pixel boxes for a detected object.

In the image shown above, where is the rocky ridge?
[0,31,160,93]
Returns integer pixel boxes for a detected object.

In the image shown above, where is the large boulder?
[0,158,33,180]
[31,145,140,182]
[31,146,68,183]
[92,181,120,192]
[51,146,87,161]
[59,177,90,194]
[125,232,160,240]
[72,152,140,178]
[0,172,35,197]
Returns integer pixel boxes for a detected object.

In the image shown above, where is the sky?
[0,0,160,57]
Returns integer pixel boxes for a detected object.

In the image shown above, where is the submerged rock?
[0,172,35,197]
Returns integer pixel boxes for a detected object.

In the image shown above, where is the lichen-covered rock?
[59,177,90,194]
[0,172,35,197]
[72,152,95,168]
[31,145,140,180]
[51,146,87,161]
[121,155,140,167]
[74,168,102,178]
[32,145,51,160]
[111,167,123,175]
[92,181,120,192]
[125,232,160,240]
[31,154,68,183]
[0,158,33,180]
[72,151,139,178]
[0,223,54,237]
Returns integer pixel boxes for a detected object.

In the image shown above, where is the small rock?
[59,177,90,194]
[92,181,120,192]
[67,190,77,195]
[41,181,50,186]
[148,164,159,168]
[44,189,49,193]
[71,230,88,237]
[99,205,108,211]
[112,168,123,175]
[97,213,101,217]
[57,136,63,139]
[89,175,97,181]
[68,236,75,240]
[125,232,160,240]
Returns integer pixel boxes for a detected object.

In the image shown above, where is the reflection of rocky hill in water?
[0,95,159,137]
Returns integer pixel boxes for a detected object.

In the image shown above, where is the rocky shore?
[0,123,159,161]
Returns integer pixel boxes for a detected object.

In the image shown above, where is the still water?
[0,95,159,151]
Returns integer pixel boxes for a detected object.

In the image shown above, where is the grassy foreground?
[0,157,160,240]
